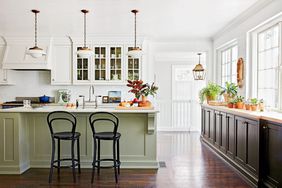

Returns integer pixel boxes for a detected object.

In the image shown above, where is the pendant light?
[27,9,46,58]
[77,9,94,58]
[193,53,205,80]
[127,9,143,58]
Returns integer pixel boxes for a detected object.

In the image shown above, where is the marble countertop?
[202,104,282,124]
[0,105,159,114]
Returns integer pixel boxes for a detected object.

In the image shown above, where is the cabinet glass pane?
[128,59,133,69]
[83,70,88,80]
[77,70,82,80]
[95,59,100,69]
[110,59,115,69]
[77,59,82,69]
[83,61,88,69]
[128,70,133,80]
[101,59,106,69]
[101,70,106,80]
[134,59,139,69]
[95,70,100,80]
[116,59,121,69]
[134,70,139,80]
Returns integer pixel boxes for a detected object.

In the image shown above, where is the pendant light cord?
[198,53,201,65]
[84,12,86,48]
[35,12,38,47]
[134,11,137,48]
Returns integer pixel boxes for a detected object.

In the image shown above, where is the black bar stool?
[89,112,121,183]
[47,111,81,183]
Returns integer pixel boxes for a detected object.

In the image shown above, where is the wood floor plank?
[0,132,251,188]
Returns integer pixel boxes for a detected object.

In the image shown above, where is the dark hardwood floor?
[0,132,251,188]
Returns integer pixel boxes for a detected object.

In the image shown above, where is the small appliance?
[58,89,71,104]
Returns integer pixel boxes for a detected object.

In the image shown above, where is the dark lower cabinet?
[226,113,235,159]
[262,121,282,187]
[214,110,221,148]
[234,116,259,176]
[203,108,214,143]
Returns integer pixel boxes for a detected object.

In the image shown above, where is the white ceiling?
[0,0,259,39]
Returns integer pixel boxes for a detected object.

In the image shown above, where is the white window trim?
[247,12,282,110]
[216,39,238,85]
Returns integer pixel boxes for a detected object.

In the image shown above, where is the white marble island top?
[0,105,159,113]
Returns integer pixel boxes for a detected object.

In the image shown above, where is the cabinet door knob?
[3,78,7,81]
[263,126,268,129]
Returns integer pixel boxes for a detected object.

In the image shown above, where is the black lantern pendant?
[193,53,205,80]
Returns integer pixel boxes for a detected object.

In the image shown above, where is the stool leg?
[71,139,76,183]
[57,138,60,174]
[117,139,120,174]
[91,138,97,184]
[97,139,100,175]
[77,138,81,174]
[49,138,55,183]
[113,140,118,183]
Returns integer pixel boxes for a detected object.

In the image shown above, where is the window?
[257,24,280,109]
[220,45,238,86]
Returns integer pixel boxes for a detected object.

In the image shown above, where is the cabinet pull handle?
[263,126,268,129]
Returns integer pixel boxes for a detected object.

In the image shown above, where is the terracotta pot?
[251,104,258,111]
[245,104,251,110]
[236,102,244,109]
[227,103,234,108]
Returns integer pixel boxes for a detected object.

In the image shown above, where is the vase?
[138,95,152,107]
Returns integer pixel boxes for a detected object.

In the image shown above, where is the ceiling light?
[27,9,46,58]
[127,9,143,58]
[77,9,94,58]
[193,53,205,80]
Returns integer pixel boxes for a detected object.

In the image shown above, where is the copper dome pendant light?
[193,53,205,80]
[127,9,143,58]
[77,9,94,58]
[27,9,46,58]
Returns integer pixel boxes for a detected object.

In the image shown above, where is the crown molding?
[212,0,274,40]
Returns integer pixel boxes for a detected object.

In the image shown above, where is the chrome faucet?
[89,85,95,102]
[94,95,102,109]
[79,95,85,109]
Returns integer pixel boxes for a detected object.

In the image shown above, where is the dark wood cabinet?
[202,108,214,143]
[226,113,235,159]
[262,121,282,187]
[214,110,221,148]
[234,116,259,176]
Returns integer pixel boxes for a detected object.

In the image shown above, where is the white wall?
[213,0,282,96]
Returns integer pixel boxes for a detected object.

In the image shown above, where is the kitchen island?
[0,106,159,174]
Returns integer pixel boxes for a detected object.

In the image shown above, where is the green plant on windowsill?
[250,98,259,111]
[235,95,244,109]
[221,82,238,102]
[199,82,222,104]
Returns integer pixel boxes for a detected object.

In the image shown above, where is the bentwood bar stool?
[47,111,81,183]
[89,112,121,183]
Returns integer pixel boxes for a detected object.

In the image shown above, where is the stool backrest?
[89,112,119,137]
[47,111,77,137]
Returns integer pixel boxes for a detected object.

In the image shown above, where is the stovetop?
[1,101,51,109]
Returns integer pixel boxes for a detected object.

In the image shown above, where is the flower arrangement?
[127,80,158,99]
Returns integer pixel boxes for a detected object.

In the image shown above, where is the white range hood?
[2,37,52,70]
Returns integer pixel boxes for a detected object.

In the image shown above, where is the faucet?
[78,95,85,109]
[94,95,102,109]
[89,85,95,102]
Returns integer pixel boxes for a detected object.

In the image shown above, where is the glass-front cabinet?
[127,47,141,80]
[74,47,91,84]
[94,47,107,81]
[73,44,142,85]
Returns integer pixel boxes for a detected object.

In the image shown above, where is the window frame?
[248,15,282,111]
[216,40,238,86]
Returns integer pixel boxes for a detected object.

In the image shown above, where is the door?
[155,52,206,132]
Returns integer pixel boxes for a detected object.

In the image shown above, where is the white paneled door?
[156,53,205,132]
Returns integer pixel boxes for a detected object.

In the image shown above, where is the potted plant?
[245,99,251,110]
[235,96,244,109]
[127,80,146,100]
[139,82,158,107]
[250,98,258,111]
[221,82,238,103]
[199,82,222,104]
[227,99,237,108]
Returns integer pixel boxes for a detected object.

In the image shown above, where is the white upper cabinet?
[51,37,72,85]
[2,37,52,70]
